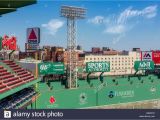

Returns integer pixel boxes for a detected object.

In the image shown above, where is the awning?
[0,0,36,16]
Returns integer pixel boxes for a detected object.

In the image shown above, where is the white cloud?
[117,5,157,24]
[112,33,125,44]
[87,5,158,44]
[42,19,64,36]
[88,16,105,25]
[105,24,126,34]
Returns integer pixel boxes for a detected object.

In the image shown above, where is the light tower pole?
[61,6,86,88]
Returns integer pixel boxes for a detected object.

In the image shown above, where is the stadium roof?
[0,0,36,16]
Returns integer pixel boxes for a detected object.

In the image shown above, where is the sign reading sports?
[134,61,154,71]
[38,62,64,75]
[86,62,110,73]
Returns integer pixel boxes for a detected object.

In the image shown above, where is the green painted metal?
[38,62,64,75]
[0,36,2,50]
[134,61,154,71]
[0,78,41,100]
[0,0,37,16]
[86,62,110,73]
[31,74,160,109]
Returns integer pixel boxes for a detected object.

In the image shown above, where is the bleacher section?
[0,88,37,109]
[0,60,35,94]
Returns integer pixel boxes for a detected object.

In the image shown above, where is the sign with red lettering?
[152,51,160,64]
[27,28,40,44]
[1,35,17,50]
[25,43,39,50]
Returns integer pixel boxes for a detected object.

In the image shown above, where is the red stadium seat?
[6,79,23,87]
[1,60,36,91]
[0,74,14,80]
[0,84,6,89]
[0,72,11,77]
[23,76,34,81]
[19,73,31,78]
[0,87,9,93]
[0,69,7,73]
[12,67,21,71]
[9,81,25,89]
[0,66,4,69]
[9,64,19,68]
[3,77,19,83]
[14,69,24,73]
[17,71,28,76]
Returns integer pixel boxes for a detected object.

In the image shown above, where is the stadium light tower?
[61,5,86,88]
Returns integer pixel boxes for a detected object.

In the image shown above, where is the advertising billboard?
[27,27,40,44]
[38,62,64,75]
[152,51,160,64]
[1,35,17,50]
[134,61,154,71]
[25,43,39,50]
[141,51,152,61]
[86,62,110,73]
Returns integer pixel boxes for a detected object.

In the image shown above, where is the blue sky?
[0,0,160,51]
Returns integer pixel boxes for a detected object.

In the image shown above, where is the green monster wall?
[28,74,160,109]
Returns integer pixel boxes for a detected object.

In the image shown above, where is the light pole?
[61,6,86,88]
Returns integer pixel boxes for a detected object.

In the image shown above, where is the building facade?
[84,51,141,75]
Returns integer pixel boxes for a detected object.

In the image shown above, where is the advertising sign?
[134,61,154,71]
[27,27,40,44]
[38,62,64,75]
[25,43,39,50]
[86,62,110,73]
[141,51,152,61]
[152,51,160,64]
[1,35,17,50]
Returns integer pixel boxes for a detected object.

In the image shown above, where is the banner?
[1,35,17,50]
[38,62,64,75]
[134,61,154,71]
[86,62,110,73]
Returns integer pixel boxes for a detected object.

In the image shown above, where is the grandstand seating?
[0,60,35,94]
[0,88,37,109]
